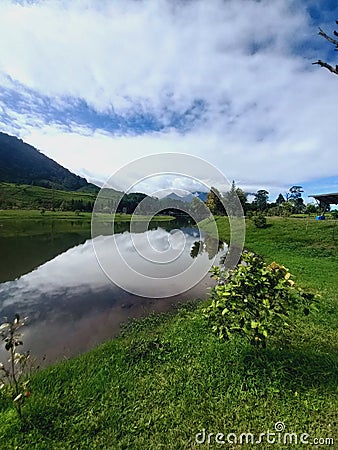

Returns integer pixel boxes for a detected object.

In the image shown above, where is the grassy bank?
[199,216,338,327]
[0,217,337,448]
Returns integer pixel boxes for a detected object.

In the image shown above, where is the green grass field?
[0,182,98,210]
[0,217,337,449]
[200,216,338,327]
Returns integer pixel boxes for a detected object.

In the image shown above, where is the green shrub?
[203,251,316,350]
[266,206,282,217]
[0,315,31,419]
[252,214,267,228]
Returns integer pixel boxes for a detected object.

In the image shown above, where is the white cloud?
[0,0,310,115]
[0,0,338,199]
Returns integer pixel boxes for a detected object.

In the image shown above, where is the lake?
[0,218,226,366]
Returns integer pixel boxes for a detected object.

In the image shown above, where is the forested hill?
[0,132,99,192]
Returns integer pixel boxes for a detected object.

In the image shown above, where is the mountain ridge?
[162,191,208,203]
[0,132,99,193]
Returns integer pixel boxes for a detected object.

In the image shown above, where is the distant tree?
[289,186,304,200]
[59,200,67,211]
[189,197,209,221]
[118,192,148,214]
[280,201,293,217]
[236,188,247,212]
[267,206,282,217]
[137,196,158,215]
[286,186,305,214]
[223,181,246,215]
[292,198,305,214]
[86,201,94,212]
[313,21,338,75]
[276,193,285,206]
[253,190,269,212]
[206,187,225,215]
[306,203,318,214]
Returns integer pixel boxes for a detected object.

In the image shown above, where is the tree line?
[205,182,321,217]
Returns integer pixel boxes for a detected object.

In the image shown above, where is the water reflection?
[0,232,90,283]
[0,222,226,366]
[93,228,222,297]
[190,238,224,260]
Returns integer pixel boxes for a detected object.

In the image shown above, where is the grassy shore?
[0,217,337,449]
[200,216,338,328]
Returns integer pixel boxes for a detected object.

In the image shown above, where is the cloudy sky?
[0,0,338,201]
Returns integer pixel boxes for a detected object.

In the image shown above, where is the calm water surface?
[0,219,226,366]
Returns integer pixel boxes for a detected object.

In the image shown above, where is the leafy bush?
[252,214,267,228]
[281,201,292,217]
[266,206,282,217]
[203,251,316,350]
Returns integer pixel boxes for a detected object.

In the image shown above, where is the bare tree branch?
[312,60,338,75]
[318,28,338,50]
[313,23,338,75]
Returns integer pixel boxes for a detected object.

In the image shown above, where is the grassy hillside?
[0,217,337,449]
[0,183,98,211]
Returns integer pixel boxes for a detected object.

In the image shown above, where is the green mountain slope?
[0,182,98,210]
[0,132,98,192]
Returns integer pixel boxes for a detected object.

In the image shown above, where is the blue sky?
[0,0,338,203]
